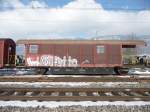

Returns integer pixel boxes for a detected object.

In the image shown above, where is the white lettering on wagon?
[27,57,40,66]
[27,55,78,67]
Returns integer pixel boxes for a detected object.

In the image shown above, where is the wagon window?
[96,45,105,54]
[29,45,38,54]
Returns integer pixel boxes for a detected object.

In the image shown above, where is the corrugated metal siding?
[94,45,107,64]
[39,44,53,54]
[54,45,67,58]
[94,44,122,66]
[25,43,122,67]
[80,45,93,65]
[4,41,8,64]
[68,45,80,64]
[3,39,16,66]
[107,45,122,64]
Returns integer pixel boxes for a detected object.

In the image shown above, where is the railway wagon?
[0,38,16,68]
[17,39,146,74]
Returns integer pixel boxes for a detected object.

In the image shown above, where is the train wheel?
[114,67,129,75]
[120,67,129,75]
[114,67,121,75]
[37,68,48,75]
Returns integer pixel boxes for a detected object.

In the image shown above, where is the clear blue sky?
[20,0,150,10]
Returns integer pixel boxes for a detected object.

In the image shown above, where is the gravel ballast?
[0,105,150,112]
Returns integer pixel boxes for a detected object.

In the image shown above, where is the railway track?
[0,87,150,101]
[0,75,150,82]
[0,75,149,101]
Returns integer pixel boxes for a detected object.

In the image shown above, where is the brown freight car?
[0,38,16,68]
[17,39,146,74]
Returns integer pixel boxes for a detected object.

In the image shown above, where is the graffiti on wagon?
[27,55,78,67]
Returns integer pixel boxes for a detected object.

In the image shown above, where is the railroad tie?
[6,90,15,96]
[0,90,4,95]
[111,91,121,96]
[73,92,79,96]
[86,92,93,96]
[31,91,40,96]
[44,92,52,96]
[98,91,106,96]
[136,91,149,96]
[59,92,66,96]
[123,91,135,96]
[17,91,27,96]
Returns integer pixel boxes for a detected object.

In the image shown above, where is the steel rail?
[1,87,150,92]
[0,96,149,101]
[0,75,150,82]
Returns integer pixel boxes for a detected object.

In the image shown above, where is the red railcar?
[0,38,16,68]
[17,39,146,74]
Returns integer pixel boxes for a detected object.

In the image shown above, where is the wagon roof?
[0,38,13,41]
[16,39,146,46]
[0,38,16,45]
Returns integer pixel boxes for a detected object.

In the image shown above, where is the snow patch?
[0,82,138,88]
[0,101,150,108]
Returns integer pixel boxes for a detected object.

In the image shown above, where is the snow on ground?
[0,82,92,87]
[132,70,150,75]
[0,101,150,108]
[0,82,144,88]
[128,68,150,75]
[139,75,150,77]
[1,75,150,80]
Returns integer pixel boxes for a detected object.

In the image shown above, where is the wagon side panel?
[94,44,122,67]
[0,41,4,68]
[67,45,80,67]
[26,44,54,67]
[80,44,94,67]
[3,41,9,65]
[107,44,122,67]
[94,44,107,67]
